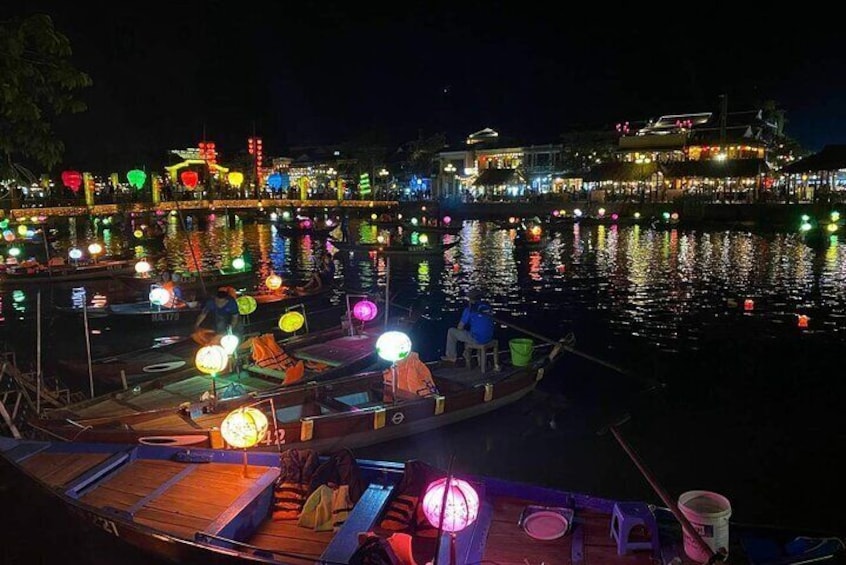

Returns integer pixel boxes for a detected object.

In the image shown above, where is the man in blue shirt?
[442,289,495,362]
[194,287,241,335]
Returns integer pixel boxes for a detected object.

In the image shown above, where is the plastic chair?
[610,502,659,556]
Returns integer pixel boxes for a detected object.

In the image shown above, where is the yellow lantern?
[220,406,269,449]
[266,273,283,291]
[228,171,244,188]
[134,229,144,239]
[17,225,28,236]
[88,242,103,255]
[195,345,228,375]
[236,295,257,315]
[279,311,305,332]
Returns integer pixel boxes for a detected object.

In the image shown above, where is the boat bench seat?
[320,483,395,564]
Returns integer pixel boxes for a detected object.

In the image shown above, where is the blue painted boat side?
[205,466,280,541]
[64,447,137,499]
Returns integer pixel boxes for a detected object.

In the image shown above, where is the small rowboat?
[0,258,137,285]
[117,269,256,292]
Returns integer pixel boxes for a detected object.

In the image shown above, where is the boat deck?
[247,518,334,563]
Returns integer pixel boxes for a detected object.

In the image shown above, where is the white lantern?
[376,331,412,363]
[149,287,171,307]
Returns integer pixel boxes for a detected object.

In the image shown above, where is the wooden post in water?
[36,291,42,415]
[82,292,94,398]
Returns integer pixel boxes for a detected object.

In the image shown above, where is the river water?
[1,215,844,563]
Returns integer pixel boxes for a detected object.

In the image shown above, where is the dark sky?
[9,2,846,172]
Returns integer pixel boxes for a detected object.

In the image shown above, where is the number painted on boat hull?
[152,312,180,323]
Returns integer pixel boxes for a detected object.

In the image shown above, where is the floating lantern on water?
[8,247,21,257]
[88,243,103,256]
[12,290,25,303]
[573,209,582,218]
[377,235,385,244]
[282,211,291,221]
[279,311,305,333]
[611,213,619,221]
[0,219,8,229]
[270,212,278,221]
[797,314,810,328]
[419,233,429,244]
[135,260,152,275]
[17,225,27,236]
[325,218,334,227]
[671,212,680,221]
[221,406,269,476]
[266,274,282,290]
[422,477,479,565]
[634,212,641,219]
[180,170,199,189]
[371,213,378,221]
[220,333,240,355]
[134,229,144,239]
[552,210,560,217]
[353,300,378,322]
[800,221,812,232]
[397,213,404,220]
[300,219,312,229]
[597,208,606,217]
[744,299,755,311]
[376,331,412,363]
[410,217,419,226]
[237,295,257,315]
[508,216,516,224]
[232,257,246,271]
[127,169,146,190]
[149,287,171,307]
[557,264,566,273]
[69,248,83,260]
[801,214,810,222]
[2,230,14,242]
[827,223,838,233]
[443,215,451,224]
[195,345,228,375]
[831,211,841,222]
[662,212,671,220]
[529,226,542,237]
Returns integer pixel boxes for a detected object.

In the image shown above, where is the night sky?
[8,2,846,172]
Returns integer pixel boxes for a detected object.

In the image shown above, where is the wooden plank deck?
[80,458,271,540]
[482,496,658,565]
[19,452,112,487]
[247,519,334,563]
[293,335,376,366]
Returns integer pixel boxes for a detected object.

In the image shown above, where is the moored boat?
[0,258,138,284]
[117,268,256,292]
[1,434,842,564]
[330,240,458,256]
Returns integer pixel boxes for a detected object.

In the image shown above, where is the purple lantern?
[353,300,378,322]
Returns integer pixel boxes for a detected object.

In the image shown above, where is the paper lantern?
[149,287,171,307]
[282,210,291,220]
[353,300,378,322]
[443,215,451,225]
[220,334,240,355]
[135,260,152,274]
[573,209,583,217]
[228,171,244,188]
[232,257,246,271]
[422,477,479,533]
[410,217,419,226]
[3,230,14,242]
[8,247,21,257]
[88,242,103,255]
[598,208,606,217]
[744,299,754,311]
[419,233,429,245]
[266,273,283,290]
[552,210,560,217]
[68,248,83,260]
[220,407,268,449]
[127,169,146,189]
[611,213,619,221]
[134,229,144,239]
[237,295,257,315]
[195,345,228,375]
[17,225,27,236]
[267,172,283,190]
[508,216,516,224]
[798,314,810,328]
[671,212,680,221]
[180,170,199,189]
[371,213,378,221]
[529,226,542,237]
[376,331,412,363]
[61,170,82,192]
[279,311,305,332]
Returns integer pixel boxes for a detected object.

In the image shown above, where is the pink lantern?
[443,215,452,225]
[422,477,479,533]
[353,300,378,322]
[181,170,199,189]
[61,170,83,193]
[300,219,313,229]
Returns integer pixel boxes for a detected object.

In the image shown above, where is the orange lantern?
[744,299,754,311]
[797,315,810,328]
[266,274,282,291]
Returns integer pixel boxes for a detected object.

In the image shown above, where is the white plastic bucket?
[677,490,732,563]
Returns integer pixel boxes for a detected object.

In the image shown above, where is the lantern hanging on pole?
[376,331,412,363]
[127,169,147,190]
[220,406,269,477]
[236,295,257,315]
[279,311,305,333]
[266,273,283,291]
[422,477,480,565]
[195,345,228,375]
[228,171,244,188]
[353,300,378,322]
[220,333,240,355]
[149,287,171,307]
[135,259,152,275]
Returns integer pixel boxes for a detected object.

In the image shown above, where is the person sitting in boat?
[160,271,186,308]
[193,287,240,335]
[441,289,495,363]
[300,253,335,293]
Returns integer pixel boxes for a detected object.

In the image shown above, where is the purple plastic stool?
[610,502,659,556]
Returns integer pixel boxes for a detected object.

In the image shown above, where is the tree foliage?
[0,14,91,182]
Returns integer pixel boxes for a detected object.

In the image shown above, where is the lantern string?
[432,454,456,565]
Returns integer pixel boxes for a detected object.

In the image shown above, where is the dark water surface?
[2,217,844,563]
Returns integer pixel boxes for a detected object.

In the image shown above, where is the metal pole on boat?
[432,454,455,565]
[82,291,95,398]
[41,228,53,280]
[174,198,206,296]
[36,291,41,415]
[608,423,721,562]
[384,255,390,329]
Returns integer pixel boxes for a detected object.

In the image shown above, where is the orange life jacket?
[251,333,305,384]
[382,352,438,401]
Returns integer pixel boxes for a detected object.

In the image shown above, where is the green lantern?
[127,169,147,190]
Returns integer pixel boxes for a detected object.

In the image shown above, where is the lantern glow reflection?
[220,407,268,449]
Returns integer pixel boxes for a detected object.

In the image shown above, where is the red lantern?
[61,170,83,193]
[744,299,754,311]
[181,170,199,189]
[797,314,809,328]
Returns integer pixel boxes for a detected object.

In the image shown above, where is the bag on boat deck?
[297,483,354,532]
[251,333,305,384]
[381,352,438,401]
[309,448,366,504]
[273,448,319,520]
[379,460,445,534]
[350,534,403,565]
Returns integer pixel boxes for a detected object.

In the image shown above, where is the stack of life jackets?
[272,448,365,533]
[381,352,439,402]
[379,460,446,538]
[251,333,305,384]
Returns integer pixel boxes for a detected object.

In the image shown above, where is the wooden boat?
[32,341,558,452]
[0,258,138,285]
[330,239,458,256]
[117,268,256,292]
[2,436,842,565]
[53,304,388,390]
[274,224,337,237]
